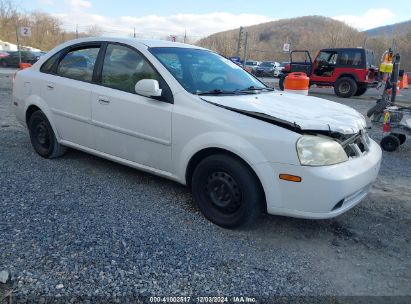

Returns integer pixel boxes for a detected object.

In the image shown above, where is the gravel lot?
[1,72,411,302]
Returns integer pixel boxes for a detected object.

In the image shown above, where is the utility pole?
[15,26,21,65]
[242,32,248,68]
[390,53,400,103]
[184,29,187,43]
[76,24,78,39]
[236,26,244,57]
[133,27,136,38]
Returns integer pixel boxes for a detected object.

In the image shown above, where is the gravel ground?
[1,78,411,302]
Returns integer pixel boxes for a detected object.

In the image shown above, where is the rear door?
[91,43,173,172]
[40,43,102,149]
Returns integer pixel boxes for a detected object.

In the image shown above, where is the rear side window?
[40,52,61,73]
[101,44,160,93]
[338,50,363,66]
[56,47,100,82]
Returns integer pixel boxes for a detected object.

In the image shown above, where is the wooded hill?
[0,0,101,51]
[365,20,411,38]
[197,16,411,71]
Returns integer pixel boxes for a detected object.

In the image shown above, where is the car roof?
[58,36,206,50]
[320,47,372,52]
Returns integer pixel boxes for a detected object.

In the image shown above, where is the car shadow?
[60,147,362,245]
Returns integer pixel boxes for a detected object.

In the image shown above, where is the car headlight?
[296,135,348,166]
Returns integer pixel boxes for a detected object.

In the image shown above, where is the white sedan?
[12,37,382,228]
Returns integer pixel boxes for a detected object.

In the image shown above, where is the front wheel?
[191,154,264,228]
[334,77,357,98]
[28,110,67,158]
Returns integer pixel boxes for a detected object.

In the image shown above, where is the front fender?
[175,131,269,184]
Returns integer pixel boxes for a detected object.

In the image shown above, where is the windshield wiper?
[196,86,274,96]
[197,89,247,96]
[238,86,274,92]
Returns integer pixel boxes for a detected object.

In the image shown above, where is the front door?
[312,51,338,82]
[91,43,173,172]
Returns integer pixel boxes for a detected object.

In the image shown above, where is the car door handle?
[46,83,54,90]
[98,98,110,105]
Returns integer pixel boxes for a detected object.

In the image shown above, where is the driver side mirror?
[135,79,162,97]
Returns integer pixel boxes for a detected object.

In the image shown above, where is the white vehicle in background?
[12,37,381,228]
[274,61,289,77]
[255,61,280,77]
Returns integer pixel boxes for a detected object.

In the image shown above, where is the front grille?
[341,130,370,158]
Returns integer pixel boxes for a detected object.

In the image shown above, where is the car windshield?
[150,47,267,95]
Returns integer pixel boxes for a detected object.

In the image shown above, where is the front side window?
[56,47,99,82]
[150,47,266,94]
[101,44,160,94]
[316,51,338,65]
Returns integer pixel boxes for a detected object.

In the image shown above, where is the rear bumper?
[253,139,382,219]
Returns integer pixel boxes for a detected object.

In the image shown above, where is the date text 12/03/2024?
[149,296,257,303]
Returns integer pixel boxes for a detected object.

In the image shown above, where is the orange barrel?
[19,62,32,70]
[284,72,310,95]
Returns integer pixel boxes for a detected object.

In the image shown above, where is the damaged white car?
[12,38,382,228]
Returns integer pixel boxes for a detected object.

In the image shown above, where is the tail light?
[284,64,290,72]
[383,111,391,132]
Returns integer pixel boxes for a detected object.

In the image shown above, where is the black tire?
[380,135,400,152]
[334,77,358,98]
[28,110,67,158]
[392,133,406,145]
[354,86,367,96]
[191,154,264,228]
[279,75,285,91]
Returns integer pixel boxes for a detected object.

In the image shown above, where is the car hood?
[200,91,366,134]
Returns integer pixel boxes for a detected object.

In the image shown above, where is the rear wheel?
[28,110,67,158]
[380,135,400,152]
[392,133,406,145]
[354,85,367,96]
[191,154,264,228]
[334,77,357,98]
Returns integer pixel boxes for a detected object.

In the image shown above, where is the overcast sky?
[23,0,411,38]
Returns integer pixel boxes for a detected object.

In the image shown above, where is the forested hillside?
[197,16,411,70]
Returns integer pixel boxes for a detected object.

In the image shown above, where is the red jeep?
[279,48,378,98]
